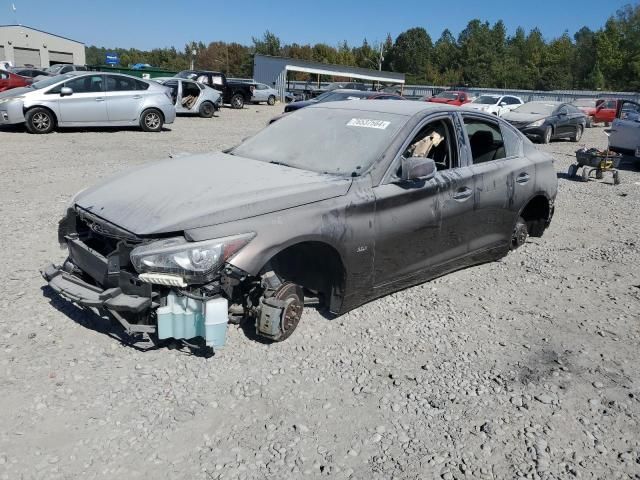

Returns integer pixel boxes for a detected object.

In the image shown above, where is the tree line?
[85,3,640,91]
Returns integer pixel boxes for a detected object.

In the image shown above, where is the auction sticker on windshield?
[347,118,391,129]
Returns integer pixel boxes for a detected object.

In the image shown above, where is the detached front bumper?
[41,263,152,313]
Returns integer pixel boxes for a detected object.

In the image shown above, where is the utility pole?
[378,42,384,71]
[190,47,196,70]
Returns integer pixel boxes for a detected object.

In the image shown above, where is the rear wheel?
[541,126,552,144]
[25,107,55,134]
[567,164,578,178]
[267,95,276,106]
[198,101,215,118]
[511,216,528,250]
[230,94,244,109]
[140,109,163,132]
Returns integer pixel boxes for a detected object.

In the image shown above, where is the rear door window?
[105,75,138,92]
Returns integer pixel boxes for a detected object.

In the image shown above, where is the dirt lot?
[1,105,639,480]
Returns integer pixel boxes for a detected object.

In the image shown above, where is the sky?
[1,0,633,50]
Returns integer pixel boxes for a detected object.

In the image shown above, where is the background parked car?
[608,100,640,156]
[593,99,618,125]
[571,98,598,127]
[465,94,524,116]
[503,101,586,143]
[10,67,51,79]
[155,77,221,117]
[0,72,175,133]
[44,64,88,75]
[284,89,404,113]
[251,83,279,105]
[175,70,254,109]
[425,90,472,106]
[0,70,31,91]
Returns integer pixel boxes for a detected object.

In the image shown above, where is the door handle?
[453,187,473,201]
[95,97,104,102]
[516,173,530,184]
[132,95,142,99]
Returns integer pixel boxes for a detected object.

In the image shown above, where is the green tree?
[252,31,281,56]
[386,27,433,82]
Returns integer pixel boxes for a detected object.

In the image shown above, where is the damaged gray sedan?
[42,101,557,351]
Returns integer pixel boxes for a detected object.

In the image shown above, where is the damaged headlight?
[528,119,545,128]
[130,233,255,282]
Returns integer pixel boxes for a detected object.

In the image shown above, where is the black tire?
[230,94,244,109]
[25,107,55,134]
[267,95,276,106]
[511,216,528,250]
[541,126,552,144]
[567,164,578,178]
[140,109,163,132]
[572,125,584,142]
[198,101,215,118]
[613,171,621,185]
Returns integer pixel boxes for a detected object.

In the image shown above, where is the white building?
[0,25,85,68]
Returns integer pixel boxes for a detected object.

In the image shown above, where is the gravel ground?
[1,105,639,480]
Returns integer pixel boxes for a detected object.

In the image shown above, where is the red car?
[593,99,618,125]
[425,90,471,106]
[0,70,31,92]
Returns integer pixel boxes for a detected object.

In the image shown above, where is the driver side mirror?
[60,86,73,97]
[499,102,507,107]
[401,157,437,182]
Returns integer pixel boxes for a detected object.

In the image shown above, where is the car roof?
[309,99,458,116]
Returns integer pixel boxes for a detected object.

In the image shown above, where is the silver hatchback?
[0,72,176,133]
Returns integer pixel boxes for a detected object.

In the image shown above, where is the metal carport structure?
[253,54,405,101]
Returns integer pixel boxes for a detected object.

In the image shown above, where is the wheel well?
[25,105,57,124]
[520,195,550,237]
[266,241,346,309]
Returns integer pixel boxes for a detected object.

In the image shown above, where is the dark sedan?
[10,68,51,78]
[284,89,404,113]
[502,101,586,144]
[43,101,557,350]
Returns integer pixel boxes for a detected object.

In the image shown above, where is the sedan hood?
[74,152,351,235]
[466,104,492,111]
[428,97,455,104]
[502,112,547,124]
[0,86,31,99]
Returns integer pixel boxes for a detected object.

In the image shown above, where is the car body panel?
[465,95,524,117]
[0,72,175,128]
[45,100,557,341]
[426,91,471,106]
[609,100,640,155]
[74,152,352,235]
[594,99,617,123]
[251,83,278,103]
[156,78,221,114]
[0,70,30,92]
[503,101,586,141]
